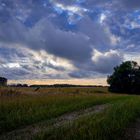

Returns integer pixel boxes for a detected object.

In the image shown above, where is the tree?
[107,61,140,94]
[0,77,7,86]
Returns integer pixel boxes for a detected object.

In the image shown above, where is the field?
[0,87,140,140]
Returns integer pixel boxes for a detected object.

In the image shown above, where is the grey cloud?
[68,49,123,78]
[91,50,123,73]
[0,19,28,44]
[28,16,112,62]
[39,20,92,62]
[78,17,111,51]
[73,49,123,75]
[0,16,111,63]
[18,18,91,62]
[1,0,137,80]
[121,0,140,9]
[0,14,123,79]
[0,46,73,79]
[84,0,140,10]
[68,70,97,79]
[52,0,109,6]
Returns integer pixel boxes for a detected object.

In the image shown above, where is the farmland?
[0,87,140,140]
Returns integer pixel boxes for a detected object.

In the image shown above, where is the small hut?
[0,77,7,86]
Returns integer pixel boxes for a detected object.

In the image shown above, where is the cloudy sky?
[0,0,140,85]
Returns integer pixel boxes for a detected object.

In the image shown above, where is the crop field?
[0,87,140,140]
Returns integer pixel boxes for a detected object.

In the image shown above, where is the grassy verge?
[0,92,129,134]
[34,97,140,140]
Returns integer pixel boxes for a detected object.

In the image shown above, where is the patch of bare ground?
[123,119,140,140]
[0,104,108,140]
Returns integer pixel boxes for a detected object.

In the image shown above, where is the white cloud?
[130,21,140,29]
[99,13,106,24]
[0,63,21,69]
[92,49,123,73]
[53,2,88,16]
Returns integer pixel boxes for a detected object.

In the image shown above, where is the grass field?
[0,87,140,140]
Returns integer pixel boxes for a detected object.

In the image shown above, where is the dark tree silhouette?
[107,61,140,94]
[0,77,7,86]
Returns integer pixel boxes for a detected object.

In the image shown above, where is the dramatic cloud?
[0,0,139,82]
[91,49,123,73]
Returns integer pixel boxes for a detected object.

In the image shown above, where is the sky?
[0,0,140,85]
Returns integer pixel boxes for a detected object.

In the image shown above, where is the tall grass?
[0,87,21,97]
[0,88,129,134]
[34,97,140,140]
[15,87,109,95]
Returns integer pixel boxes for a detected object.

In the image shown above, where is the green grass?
[1,87,140,140]
[0,87,129,134]
[34,97,140,140]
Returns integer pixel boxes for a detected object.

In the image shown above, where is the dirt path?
[0,104,108,140]
[123,119,140,140]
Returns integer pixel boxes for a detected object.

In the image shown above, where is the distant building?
[0,77,7,86]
